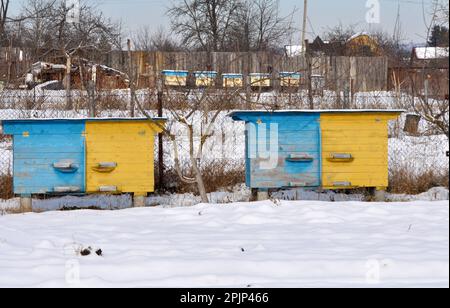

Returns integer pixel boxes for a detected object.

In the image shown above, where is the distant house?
[26,59,128,90]
[345,33,382,56]
[305,34,382,57]
[411,47,449,68]
[307,36,345,56]
[388,46,449,98]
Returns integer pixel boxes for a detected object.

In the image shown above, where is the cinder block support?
[133,194,146,208]
[257,189,270,201]
[373,189,386,202]
[20,196,33,213]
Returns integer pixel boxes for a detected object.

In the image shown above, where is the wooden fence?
[1,48,389,92]
[106,51,389,92]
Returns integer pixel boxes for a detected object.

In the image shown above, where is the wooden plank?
[8,121,86,195]
[321,113,399,189]
[86,121,160,194]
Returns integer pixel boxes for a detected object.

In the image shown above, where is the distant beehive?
[279,72,303,87]
[223,73,243,88]
[194,71,217,87]
[249,73,271,88]
[230,110,402,191]
[162,70,189,86]
[2,118,165,197]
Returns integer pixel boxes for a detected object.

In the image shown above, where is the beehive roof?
[229,110,404,120]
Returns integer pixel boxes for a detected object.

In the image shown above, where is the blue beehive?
[230,112,321,189]
[2,120,86,195]
[230,110,404,194]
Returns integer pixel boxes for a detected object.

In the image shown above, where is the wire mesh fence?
[0,89,448,200]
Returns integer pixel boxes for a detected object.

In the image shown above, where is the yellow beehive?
[321,112,401,190]
[195,71,217,87]
[223,74,243,88]
[250,73,271,87]
[162,70,188,87]
[85,119,165,196]
[280,72,302,87]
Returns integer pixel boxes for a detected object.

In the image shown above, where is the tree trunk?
[65,55,72,110]
[191,157,208,203]
[87,80,96,117]
[127,39,136,117]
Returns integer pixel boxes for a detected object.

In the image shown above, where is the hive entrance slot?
[53,186,81,193]
[333,181,352,187]
[99,186,118,193]
[289,181,314,187]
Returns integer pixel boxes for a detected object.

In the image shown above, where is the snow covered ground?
[0,200,448,288]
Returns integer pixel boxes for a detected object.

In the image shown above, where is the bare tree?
[168,0,241,51]
[0,0,9,41]
[323,23,359,43]
[133,26,180,51]
[16,0,120,108]
[247,0,296,51]
[408,0,449,138]
[168,0,296,52]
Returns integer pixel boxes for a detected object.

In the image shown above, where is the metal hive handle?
[53,161,78,173]
[328,153,354,162]
[286,154,314,162]
[92,162,118,173]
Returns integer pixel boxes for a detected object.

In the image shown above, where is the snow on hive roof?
[414,47,449,60]
[229,109,404,119]
[0,117,167,123]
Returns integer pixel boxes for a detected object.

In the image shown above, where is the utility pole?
[301,0,308,54]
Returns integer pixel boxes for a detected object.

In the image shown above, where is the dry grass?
[389,167,449,195]
[0,174,13,200]
[159,160,245,194]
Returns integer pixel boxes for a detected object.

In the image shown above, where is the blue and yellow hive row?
[230,110,402,191]
[161,70,303,88]
[2,118,165,196]
[2,110,402,197]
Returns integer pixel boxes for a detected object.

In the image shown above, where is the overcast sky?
[9,0,439,44]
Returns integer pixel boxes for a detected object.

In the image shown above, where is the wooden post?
[65,54,73,110]
[373,189,386,202]
[127,39,135,117]
[245,51,252,109]
[20,195,32,213]
[257,189,269,201]
[305,40,313,110]
[157,77,164,191]
[133,194,146,208]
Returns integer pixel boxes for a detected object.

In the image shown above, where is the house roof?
[347,32,371,42]
[413,47,449,60]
